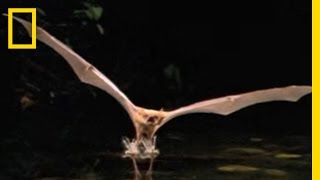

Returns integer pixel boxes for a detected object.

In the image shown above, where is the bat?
[9,15,311,159]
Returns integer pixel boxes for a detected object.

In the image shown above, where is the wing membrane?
[10,15,135,114]
[163,85,311,123]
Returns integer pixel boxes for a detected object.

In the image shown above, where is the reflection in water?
[122,136,158,179]
[1,134,309,179]
[129,155,154,180]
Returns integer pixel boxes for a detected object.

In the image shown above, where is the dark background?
[0,0,311,160]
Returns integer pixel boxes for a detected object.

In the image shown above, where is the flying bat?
[9,15,311,159]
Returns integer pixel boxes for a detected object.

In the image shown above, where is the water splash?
[122,136,159,160]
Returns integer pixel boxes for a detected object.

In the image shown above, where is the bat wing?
[162,85,311,124]
[9,15,136,115]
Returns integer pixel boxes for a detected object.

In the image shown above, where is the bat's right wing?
[161,85,311,125]
[9,15,136,115]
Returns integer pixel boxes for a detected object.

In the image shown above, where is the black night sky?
[0,0,311,179]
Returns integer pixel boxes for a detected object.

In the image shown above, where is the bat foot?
[122,136,159,160]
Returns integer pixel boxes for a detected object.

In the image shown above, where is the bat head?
[131,107,168,140]
[135,108,167,126]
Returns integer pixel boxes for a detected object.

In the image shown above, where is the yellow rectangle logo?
[8,8,36,49]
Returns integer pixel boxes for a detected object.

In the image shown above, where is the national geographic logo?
[7,8,37,49]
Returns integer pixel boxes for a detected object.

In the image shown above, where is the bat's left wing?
[161,85,311,125]
[6,15,136,116]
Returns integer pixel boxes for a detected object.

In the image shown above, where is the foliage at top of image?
[35,0,105,35]
[73,1,104,35]
[75,2,103,21]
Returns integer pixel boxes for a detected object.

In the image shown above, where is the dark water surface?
[1,133,311,180]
